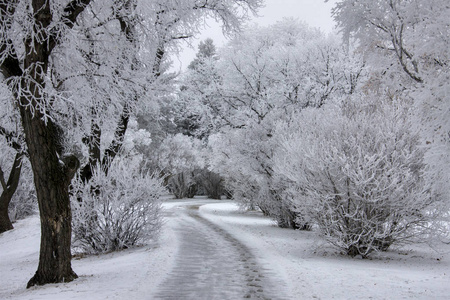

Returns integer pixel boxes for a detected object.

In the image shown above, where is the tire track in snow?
[154,204,288,300]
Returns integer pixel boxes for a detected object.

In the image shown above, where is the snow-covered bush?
[275,98,442,257]
[208,125,299,228]
[196,170,223,200]
[169,171,198,199]
[71,156,164,254]
[331,0,450,242]
[156,133,205,198]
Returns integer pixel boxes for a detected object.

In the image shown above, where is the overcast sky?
[171,0,338,71]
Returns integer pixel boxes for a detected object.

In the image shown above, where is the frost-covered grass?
[1,198,449,299]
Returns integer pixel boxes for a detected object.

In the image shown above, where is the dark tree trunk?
[101,103,130,174]
[0,153,23,233]
[79,103,130,185]
[20,106,79,288]
[0,203,13,233]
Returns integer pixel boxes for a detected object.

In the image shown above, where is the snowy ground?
[1,198,449,299]
[199,201,450,299]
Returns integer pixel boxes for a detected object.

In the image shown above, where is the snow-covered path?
[155,203,287,299]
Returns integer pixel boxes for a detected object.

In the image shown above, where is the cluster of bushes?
[155,133,224,200]
[206,97,446,257]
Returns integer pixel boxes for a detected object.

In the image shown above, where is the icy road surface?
[154,201,288,300]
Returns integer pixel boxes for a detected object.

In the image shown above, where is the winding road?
[154,201,288,300]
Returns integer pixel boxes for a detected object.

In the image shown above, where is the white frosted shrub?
[275,99,441,257]
[196,170,224,200]
[208,127,299,228]
[156,133,204,198]
[168,171,197,199]
[71,157,164,254]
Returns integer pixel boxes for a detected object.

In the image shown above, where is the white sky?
[171,0,338,71]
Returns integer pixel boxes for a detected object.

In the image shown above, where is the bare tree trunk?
[79,102,130,185]
[0,153,23,233]
[20,106,79,287]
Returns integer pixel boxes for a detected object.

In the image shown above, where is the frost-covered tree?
[174,38,223,139]
[155,133,205,198]
[1,1,88,286]
[330,0,448,83]
[0,140,24,233]
[5,158,36,224]
[69,0,261,183]
[330,0,450,208]
[0,128,35,233]
[198,19,366,227]
[0,0,261,288]
[188,38,218,71]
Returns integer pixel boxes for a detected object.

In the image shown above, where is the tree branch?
[0,50,22,78]
[48,0,92,52]
[101,103,131,172]
[0,1,22,78]
[0,126,23,153]
[61,0,92,28]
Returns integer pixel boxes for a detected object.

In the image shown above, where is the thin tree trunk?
[0,202,13,233]
[79,102,130,184]
[80,121,102,183]
[80,2,164,184]
[0,152,23,233]
[101,103,130,173]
